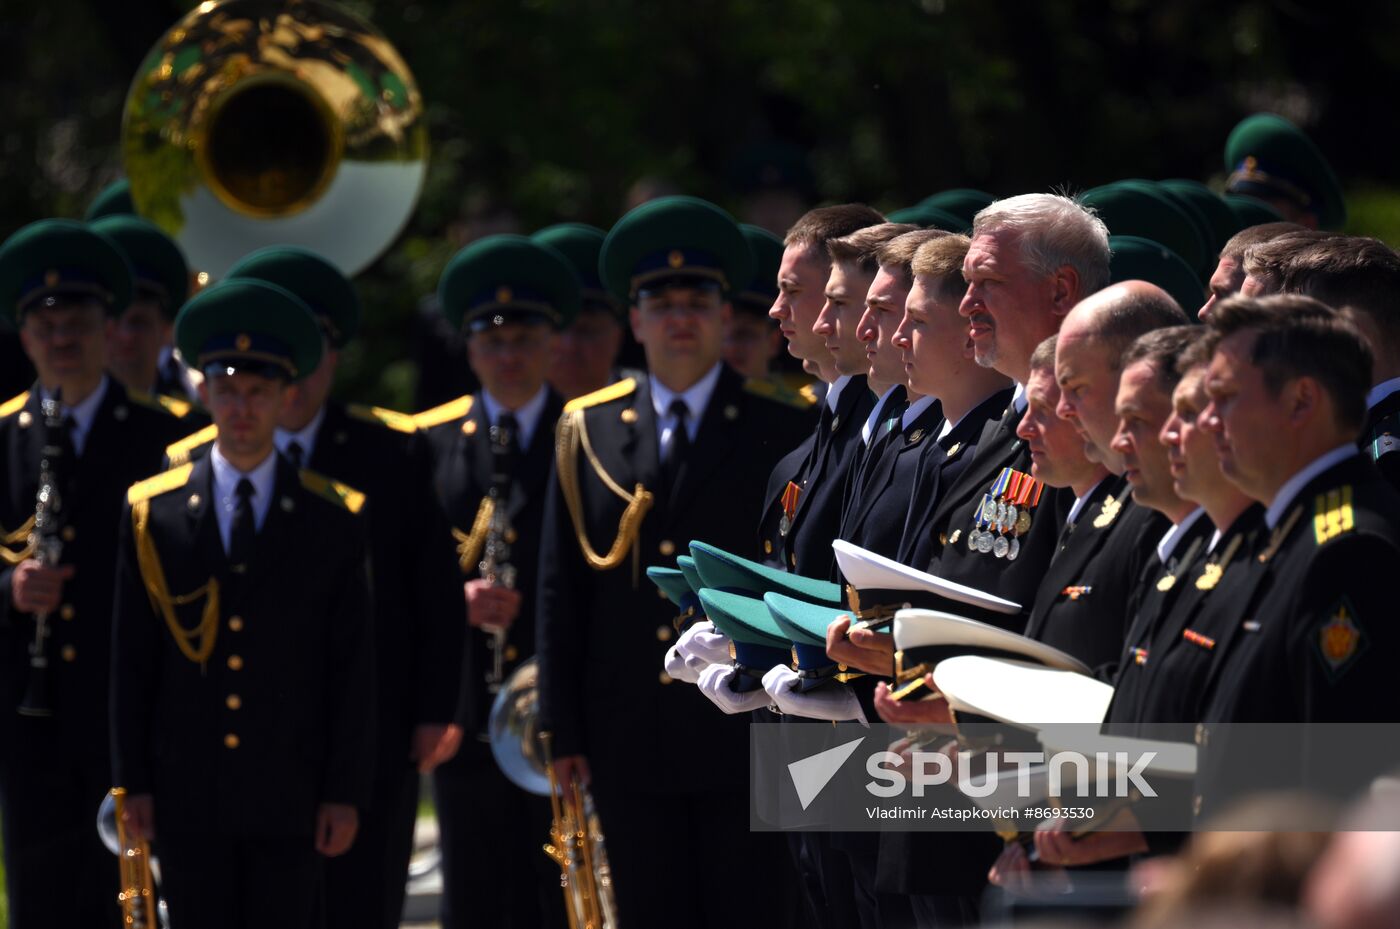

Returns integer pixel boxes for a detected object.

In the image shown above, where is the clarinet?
[18,395,66,717]
[479,420,518,693]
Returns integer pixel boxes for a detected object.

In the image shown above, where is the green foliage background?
[1,0,1398,411]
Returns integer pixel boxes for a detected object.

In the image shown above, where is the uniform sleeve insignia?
[348,403,418,433]
[127,462,194,505]
[126,389,192,419]
[0,391,30,419]
[563,377,637,414]
[299,469,367,515]
[411,395,474,430]
[743,377,815,409]
[165,424,218,467]
[1315,598,1367,681]
[1312,486,1355,545]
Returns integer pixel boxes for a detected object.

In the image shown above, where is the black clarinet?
[480,420,518,693]
[18,394,66,717]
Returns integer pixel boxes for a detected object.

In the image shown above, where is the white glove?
[663,644,702,684]
[677,620,731,666]
[762,665,868,725]
[697,663,774,715]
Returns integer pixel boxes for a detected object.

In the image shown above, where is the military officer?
[758,205,883,579]
[1223,112,1347,230]
[0,219,189,929]
[88,215,203,422]
[1198,221,1302,319]
[535,196,811,929]
[723,224,786,382]
[1194,295,1400,818]
[213,246,461,929]
[413,234,578,929]
[110,278,374,929]
[532,223,635,402]
[1271,235,1400,489]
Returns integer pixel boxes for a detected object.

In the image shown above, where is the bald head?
[1054,281,1188,470]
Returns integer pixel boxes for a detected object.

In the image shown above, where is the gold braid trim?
[0,516,36,565]
[132,498,220,667]
[555,409,653,575]
[451,497,495,573]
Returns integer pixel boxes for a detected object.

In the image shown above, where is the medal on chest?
[966,467,1044,561]
[779,480,802,536]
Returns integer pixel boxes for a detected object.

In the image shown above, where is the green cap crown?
[440,234,581,333]
[174,278,324,382]
[84,179,135,221]
[532,223,620,317]
[689,540,841,605]
[600,195,751,303]
[647,566,695,609]
[676,555,704,596]
[697,588,791,647]
[737,224,783,311]
[885,204,969,233]
[1081,182,1207,275]
[1224,194,1286,231]
[226,245,361,347]
[1224,113,1345,230]
[919,188,996,226]
[764,591,843,647]
[1159,179,1241,257]
[1108,236,1205,318]
[0,218,133,323]
[90,215,190,316]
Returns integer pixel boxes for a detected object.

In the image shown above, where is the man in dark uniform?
[413,234,578,929]
[759,205,883,578]
[1191,295,1400,819]
[1223,113,1347,230]
[1271,235,1400,490]
[111,278,374,929]
[533,223,635,402]
[536,196,812,929]
[88,215,203,423]
[0,219,189,929]
[215,246,463,929]
[724,225,787,382]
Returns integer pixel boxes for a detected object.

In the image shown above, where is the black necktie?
[228,478,255,569]
[495,412,522,468]
[663,399,691,490]
[286,440,305,470]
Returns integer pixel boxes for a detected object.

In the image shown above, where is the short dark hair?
[1083,286,1191,373]
[1240,230,1337,294]
[827,223,920,274]
[876,229,948,285]
[784,204,887,251]
[1277,235,1400,352]
[1121,326,1204,395]
[1029,334,1058,374]
[1219,221,1306,264]
[1205,294,1372,432]
[911,234,973,303]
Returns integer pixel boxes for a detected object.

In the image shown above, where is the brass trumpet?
[103,788,159,929]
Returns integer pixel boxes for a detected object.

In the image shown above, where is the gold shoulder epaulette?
[412,395,473,430]
[564,377,637,415]
[165,424,218,467]
[744,377,815,409]
[1313,486,1355,545]
[127,462,194,505]
[0,392,29,419]
[299,468,366,515]
[127,389,193,419]
[348,403,418,434]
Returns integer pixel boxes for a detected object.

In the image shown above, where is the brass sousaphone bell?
[123,0,428,278]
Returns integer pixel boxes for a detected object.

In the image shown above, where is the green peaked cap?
[689,540,841,605]
[697,588,791,647]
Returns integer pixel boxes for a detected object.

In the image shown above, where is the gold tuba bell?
[122,0,428,278]
[490,659,619,929]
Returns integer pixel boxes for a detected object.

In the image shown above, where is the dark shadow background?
[3,0,1397,407]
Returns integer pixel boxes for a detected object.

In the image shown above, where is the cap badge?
[620,408,639,424]
[44,270,60,288]
[235,333,252,352]
[495,286,513,305]
[667,250,685,269]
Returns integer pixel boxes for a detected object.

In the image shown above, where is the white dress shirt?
[651,363,722,458]
[39,376,109,457]
[274,405,327,467]
[1156,506,1207,564]
[482,385,551,451]
[861,386,900,447]
[210,445,278,554]
[825,375,852,413]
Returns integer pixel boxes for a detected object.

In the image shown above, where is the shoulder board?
[127,462,194,505]
[299,469,366,515]
[165,424,218,467]
[744,377,815,409]
[0,392,29,419]
[1313,485,1356,545]
[799,383,821,405]
[564,377,637,414]
[127,389,192,419]
[347,403,418,434]
[412,395,474,430]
